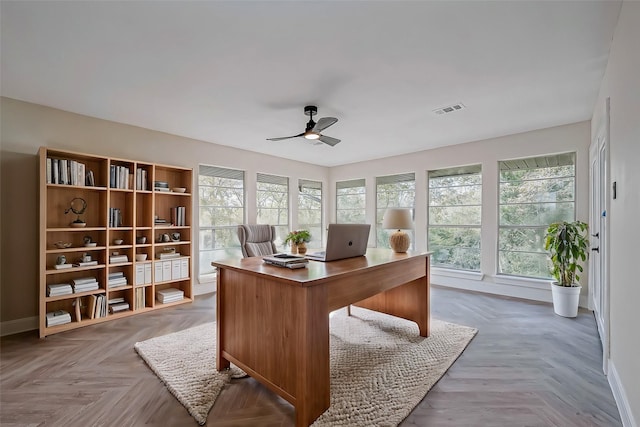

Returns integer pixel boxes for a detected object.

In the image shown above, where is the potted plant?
[284,230,311,255]
[544,220,589,317]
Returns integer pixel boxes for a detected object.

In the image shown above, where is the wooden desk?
[212,249,430,427]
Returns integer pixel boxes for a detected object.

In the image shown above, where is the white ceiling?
[1,1,621,167]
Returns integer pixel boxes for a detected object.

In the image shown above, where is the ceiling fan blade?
[313,117,338,132]
[318,135,341,146]
[266,132,304,141]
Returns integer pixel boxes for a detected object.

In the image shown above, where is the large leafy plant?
[544,220,589,286]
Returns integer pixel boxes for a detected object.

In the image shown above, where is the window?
[256,173,289,245]
[428,165,482,271]
[336,179,366,224]
[198,165,245,276]
[498,153,576,278]
[376,173,415,248]
[298,179,322,247]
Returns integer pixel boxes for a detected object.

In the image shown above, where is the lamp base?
[389,230,410,253]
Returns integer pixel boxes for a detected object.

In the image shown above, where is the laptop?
[305,224,371,262]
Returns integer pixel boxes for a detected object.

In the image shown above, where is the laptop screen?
[307,224,371,261]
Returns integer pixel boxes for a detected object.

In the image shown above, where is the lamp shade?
[382,208,413,253]
[382,208,413,230]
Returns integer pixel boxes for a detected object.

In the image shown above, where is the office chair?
[237,224,278,258]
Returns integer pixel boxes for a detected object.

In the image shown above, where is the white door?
[589,100,610,374]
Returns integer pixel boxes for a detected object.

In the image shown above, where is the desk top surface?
[212,248,430,286]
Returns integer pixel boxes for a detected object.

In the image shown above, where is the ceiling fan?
[267,105,340,146]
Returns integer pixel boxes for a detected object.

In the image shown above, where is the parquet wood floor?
[0,286,621,426]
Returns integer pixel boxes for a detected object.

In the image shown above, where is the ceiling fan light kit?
[267,105,340,146]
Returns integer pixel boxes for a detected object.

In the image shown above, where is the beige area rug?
[134,307,477,426]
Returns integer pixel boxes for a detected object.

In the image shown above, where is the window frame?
[427,165,482,271]
[298,179,323,248]
[336,178,366,224]
[197,165,245,280]
[497,152,577,279]
[256,173,289,245]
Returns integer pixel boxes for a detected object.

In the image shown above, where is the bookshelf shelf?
[47,227,107,232]
[46,288,106,302]
[39,147,193,337]
[46,246,107,254]
[155,297,193,307]
[45,264,107,275]
[46,183,108,190]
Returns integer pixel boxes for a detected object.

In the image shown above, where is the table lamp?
[382,208,413,253]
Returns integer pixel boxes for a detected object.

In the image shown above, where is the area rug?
[134,307,477,426]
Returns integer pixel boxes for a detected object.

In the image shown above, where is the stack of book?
[157,251,181,260]
[110,165,131,189]
[47,283,73,297]
[109,254,129,264]
[154,181,170,192]
[73,260,98,267]
[262,254,309,269]
[156,288,184,304]
[46,310,72,327]
[87,294,107,319]
[136,167,148,191]
[108,271,128,289]
[72,277,99,293]
[135,287,146,310]
[170,206,187,226]
[108,207,123,227]
[108,297,130,314]
[46,157,92,186]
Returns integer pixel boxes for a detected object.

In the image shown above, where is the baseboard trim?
[1,316,38,336]
[433,273,590,308]
[608,360,638,427]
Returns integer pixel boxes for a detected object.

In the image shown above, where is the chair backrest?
[237,224,278,258]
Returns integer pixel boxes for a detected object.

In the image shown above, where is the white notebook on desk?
[305,224,370,262]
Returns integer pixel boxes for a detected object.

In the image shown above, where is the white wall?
[0,97,329,327]
[329,121,591,304]
[591,2,640,425]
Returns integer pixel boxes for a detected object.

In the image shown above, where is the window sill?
[431,267,484,281]
[493,274,552,289]
[198,272,217,285]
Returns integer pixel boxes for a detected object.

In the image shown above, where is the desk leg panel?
[354,257,430,337]
[217,268,330,426]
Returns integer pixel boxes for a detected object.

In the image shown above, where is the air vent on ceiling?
[433,103,466,115]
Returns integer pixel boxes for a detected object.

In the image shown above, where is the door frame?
[589,97,610,374]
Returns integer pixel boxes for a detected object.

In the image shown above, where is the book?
[47,283,73,297]
[52,159,59,184]
[72,276,98,285]
[54,263,73,270]
[73,283,99,293]
[262,254,309,268]
[108,297,125,304]
[86,170,95,186]
[46,158,52,184]
[156,287,184,303]
[109,255,129,263]
[87,294,97,319]
[73,260,98,267]
[46,310,71,327]
[157,252,181,260]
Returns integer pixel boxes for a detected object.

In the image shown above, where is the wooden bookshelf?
[39,147,193,337]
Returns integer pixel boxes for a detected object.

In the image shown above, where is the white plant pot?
[550,282,581,318]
